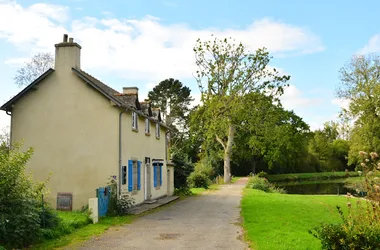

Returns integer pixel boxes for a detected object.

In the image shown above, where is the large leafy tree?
[233,93,310,174]
[193,36,290,183]
[148,78,194,148]
[148,78,193,124]
[337,54,380,165]
[14,52,54,87]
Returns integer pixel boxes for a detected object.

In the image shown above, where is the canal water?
[275,181,355,195]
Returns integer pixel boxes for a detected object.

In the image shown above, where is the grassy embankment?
[241,188,349,250]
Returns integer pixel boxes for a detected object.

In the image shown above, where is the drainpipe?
[6,110,12,149]
[118,109,127,197]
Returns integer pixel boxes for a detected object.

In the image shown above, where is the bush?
[40,205,61,229]
[311,151,380,249]
[194,161,215,180]
[310,205,380,249]
[246,176,286,194]
[107,177,135,216]
[0,143,51,248]
[187,171,210,189]
[173,187,193,196]
[172,152,194,189]
[256,171,268,178]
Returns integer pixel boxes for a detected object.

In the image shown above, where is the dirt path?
[75,177,249,250]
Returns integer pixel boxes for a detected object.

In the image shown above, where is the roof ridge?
[80,69,122,95]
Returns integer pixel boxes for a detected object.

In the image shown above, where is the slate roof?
[0,68,55,112]
[72,68,141,110]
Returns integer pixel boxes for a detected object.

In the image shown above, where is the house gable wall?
[11,70,120,209]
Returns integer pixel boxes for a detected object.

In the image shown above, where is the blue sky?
[1,0,380,132]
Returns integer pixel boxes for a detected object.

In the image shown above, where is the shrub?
[40,205,61,229]
[107,177,135,216]
[246,176,286,194]
[187,171,210,189]
[0,143,51,248]
[310,205,380,249]
[256,171,268,178]
[310,151,380,249]
[173,187,193,196]
[194,161,215,180]
[172,152,194,189]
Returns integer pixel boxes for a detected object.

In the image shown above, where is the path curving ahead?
[75,178,249,250]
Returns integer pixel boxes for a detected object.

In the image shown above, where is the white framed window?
[145,118,150,135]
[132,111,138,130]
[155,123,160,139]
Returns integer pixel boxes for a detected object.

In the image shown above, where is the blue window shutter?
[128,160,133,191]
[160,165,163,186]
[153,165,157,187]
[137,161,141,190]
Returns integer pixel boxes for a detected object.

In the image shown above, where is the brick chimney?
[122,87,138,95]
[54,34,81,71]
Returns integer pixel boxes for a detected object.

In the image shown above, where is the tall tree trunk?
[223,124,235,184]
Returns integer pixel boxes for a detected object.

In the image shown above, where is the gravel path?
[75,177,249,250]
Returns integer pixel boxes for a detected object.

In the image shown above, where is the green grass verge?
[190,184,219,195]
[241,189,349,250]
[231,176,241,183]
[30,215,134,249]
[57,211,91,228]
[267,171,359,182]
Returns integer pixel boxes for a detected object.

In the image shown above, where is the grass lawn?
[231,176,241,183]
[30,214,134,249]
[267,171,359,182]
[190,183,219,195]
[241,189,349,250]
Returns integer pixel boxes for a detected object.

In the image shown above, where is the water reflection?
[276,181,354,195]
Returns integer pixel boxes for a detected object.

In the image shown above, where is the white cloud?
[28,3,69,23]
[0,1,324,82]
[0,1,67,53]
[4,57,29,66]
[331,98,350,110]
[280,85,322,110]
[359,34,380,54]
[0,112,10,135]
[191,93,202,107]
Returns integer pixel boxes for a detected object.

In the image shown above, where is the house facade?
[1,34,174,210]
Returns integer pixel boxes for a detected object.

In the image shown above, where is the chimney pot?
[123,87,139,95]
[55,34,81,70]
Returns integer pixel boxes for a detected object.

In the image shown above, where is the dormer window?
[132,112,138,130]
[156,123,160,139]
[145,118,150,135]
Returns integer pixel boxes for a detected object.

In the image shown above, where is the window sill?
[145,132,151,136]
[132,128,139,132]
[156,136,160,140]
[155,186,161,190]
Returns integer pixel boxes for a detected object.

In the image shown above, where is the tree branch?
[215,135,226,150]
